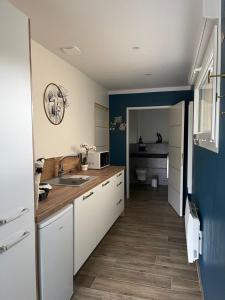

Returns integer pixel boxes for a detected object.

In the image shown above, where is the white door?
[168,101,185,216]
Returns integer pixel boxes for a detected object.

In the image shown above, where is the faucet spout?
[58,154,79,177]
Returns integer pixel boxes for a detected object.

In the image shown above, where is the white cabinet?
[99,178,114,232]
[74,185,101,274]
[74,170,124,274]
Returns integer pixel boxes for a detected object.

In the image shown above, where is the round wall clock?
[43,83,66,125]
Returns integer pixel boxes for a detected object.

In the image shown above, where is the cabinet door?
[74,186,100,274]
[98,178,114,234]
[0,0,34,224]
[0,224,36,300]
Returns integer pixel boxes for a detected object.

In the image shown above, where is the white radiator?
[185,198,202,263]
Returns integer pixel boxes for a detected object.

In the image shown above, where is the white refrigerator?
[0,1,37,299]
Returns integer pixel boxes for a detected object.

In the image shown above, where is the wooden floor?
[72,185,202,300]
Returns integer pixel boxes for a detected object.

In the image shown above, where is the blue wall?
[109,90,193,165]
[192,4,225,299]
[109,90,193,204]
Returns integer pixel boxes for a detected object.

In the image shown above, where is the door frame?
[187,101,194,194]
[126,105,171,199]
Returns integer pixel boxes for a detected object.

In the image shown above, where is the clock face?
[43,83,66,125]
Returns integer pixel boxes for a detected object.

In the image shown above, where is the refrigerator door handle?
[0,231,30,254]
[0,208,29,226]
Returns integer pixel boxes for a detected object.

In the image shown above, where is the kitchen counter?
[36,166,125,222]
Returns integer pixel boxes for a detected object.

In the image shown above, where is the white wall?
[129,109,169,143]
[31,40,108,159]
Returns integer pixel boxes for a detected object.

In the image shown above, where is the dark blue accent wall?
[109,90,193,165]
[192,4,225,299]
[109,90,193,203]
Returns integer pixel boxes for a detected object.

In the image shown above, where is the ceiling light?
[60,46,82,55]
[132,46,140,50]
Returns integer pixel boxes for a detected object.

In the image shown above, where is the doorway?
[126,106,170,198]
[126,102,185,217]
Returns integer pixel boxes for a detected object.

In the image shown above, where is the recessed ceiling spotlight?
[145,73,152,76]
[60,46,82,55]
[132,46,140,50]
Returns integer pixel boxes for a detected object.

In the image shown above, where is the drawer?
[114,170,124,184]
[115,197,124,217]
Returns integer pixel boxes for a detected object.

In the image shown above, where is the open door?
[168,101,185,216]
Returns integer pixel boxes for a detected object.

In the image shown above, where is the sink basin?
[46,175,96,187]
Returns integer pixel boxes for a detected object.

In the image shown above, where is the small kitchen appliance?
[87,151,110,169]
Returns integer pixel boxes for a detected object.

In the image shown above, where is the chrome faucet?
[58,154,79,177]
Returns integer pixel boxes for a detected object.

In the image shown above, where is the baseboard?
[197,261,205,300]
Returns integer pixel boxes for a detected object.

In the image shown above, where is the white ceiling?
[10,0,203,91]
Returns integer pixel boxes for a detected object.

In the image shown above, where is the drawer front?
[111,171,125,221]
[114,170,124,185]
[116,197,124,216]
[115,180,124,217]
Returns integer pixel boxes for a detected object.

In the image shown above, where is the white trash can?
[151,176,158,188]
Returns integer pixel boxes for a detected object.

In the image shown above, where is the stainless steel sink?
[46,175,96,187]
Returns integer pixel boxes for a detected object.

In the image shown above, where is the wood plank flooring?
[72,185,202,300]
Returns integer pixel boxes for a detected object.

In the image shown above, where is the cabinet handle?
[0,231,30,254]
[0,208,29,226]
[83,191,94,200]
[117,181,122,187]
[116,172,122,177]
[102,181,110,187]
[116,199,122,206]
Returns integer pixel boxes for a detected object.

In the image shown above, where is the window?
[94,103,109,151]
[194,25,220,152]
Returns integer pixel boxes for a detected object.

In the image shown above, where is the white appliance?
[0,1,37,299]
[136,168,147,181]
[88,151,110,169]
[185,198,202,263]
[38,205,74,300]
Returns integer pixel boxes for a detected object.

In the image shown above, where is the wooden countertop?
[36,166,125,223]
